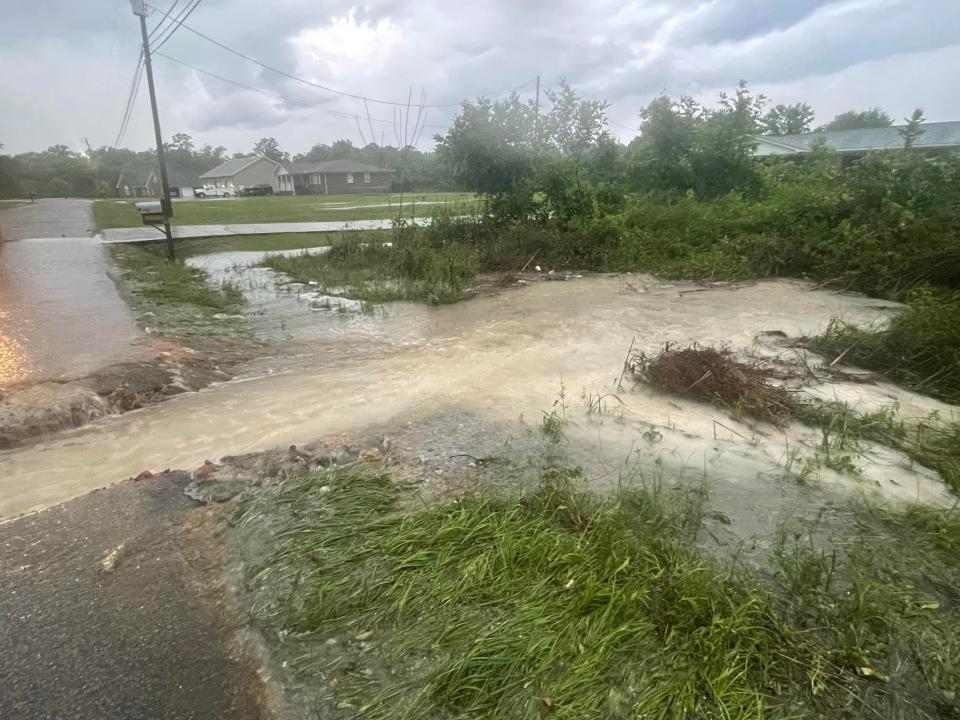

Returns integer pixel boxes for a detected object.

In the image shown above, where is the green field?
[93,192,478,229]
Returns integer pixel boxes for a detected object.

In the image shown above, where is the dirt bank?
[0,337,250,450]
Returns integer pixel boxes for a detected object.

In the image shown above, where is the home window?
[346,173,354,184]
[363,172,371,184]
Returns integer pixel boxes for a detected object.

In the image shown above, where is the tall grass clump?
[263,227,478,304]
[813,286,960,404]
[235,467,960,719]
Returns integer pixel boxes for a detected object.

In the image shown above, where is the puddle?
[3,275,957,522]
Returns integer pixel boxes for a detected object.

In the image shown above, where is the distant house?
[753,120,960,158]
[116,164,201,198]
[275,159,393,195]
[166,166,201,198]
[116,166,159,197]
[199,155,284,195]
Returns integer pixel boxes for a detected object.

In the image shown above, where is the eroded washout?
[4,253,960,717]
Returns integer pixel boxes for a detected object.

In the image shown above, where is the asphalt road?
[0,472,264,720]
[0,199,142,384]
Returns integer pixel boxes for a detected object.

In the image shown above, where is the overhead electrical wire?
[147,0,182,40]
[114,50,145,148]
[152,0,204,51]
[156,52,454,132]
[171,20,535,108]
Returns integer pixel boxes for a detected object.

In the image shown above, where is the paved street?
[0,199,142,384]
[0,472,264,719]
[99,216,434,243]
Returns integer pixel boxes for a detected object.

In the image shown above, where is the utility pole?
[533,75,541,146]
[130,0,176,260]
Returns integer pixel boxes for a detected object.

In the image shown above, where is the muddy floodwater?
[3,270,958,522]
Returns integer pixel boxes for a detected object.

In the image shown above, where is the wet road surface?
[0,199,142,385]
[0,472,265,719]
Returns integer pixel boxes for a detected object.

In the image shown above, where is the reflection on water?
[0,311,27,384]
[0,238,142,386]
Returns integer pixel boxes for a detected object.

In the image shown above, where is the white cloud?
[1,0,959,155]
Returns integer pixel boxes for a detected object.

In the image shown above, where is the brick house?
[275,159,393,195]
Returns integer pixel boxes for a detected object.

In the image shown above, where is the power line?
[114,50,145,148]
[172,20,534,108]
[147,0,182,40]
[152,0,204,51]
[157,52,454,133]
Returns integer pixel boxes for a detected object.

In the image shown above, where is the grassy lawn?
[93,192,478,229]
[178,231,358,257]
[236,463,960,719]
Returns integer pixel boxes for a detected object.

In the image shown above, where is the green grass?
[110,244,249,341]
[812,286,960,405]
[795,400,960,493]
[262,229,479,304]
[177,231,349,257]
[235,467,960,719]
[93,192,479,229]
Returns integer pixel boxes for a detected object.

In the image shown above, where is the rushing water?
[3,273,957,522]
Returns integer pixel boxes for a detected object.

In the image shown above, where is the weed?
[236,467,960,718]
[630,343,794,425]
[812,286,960,404]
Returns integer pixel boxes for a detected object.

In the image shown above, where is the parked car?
[241,184,274,196]
[193,184,236,198]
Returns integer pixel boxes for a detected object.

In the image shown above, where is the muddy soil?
[0,338,248,450]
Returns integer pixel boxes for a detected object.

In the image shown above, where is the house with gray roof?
[753,120,960,158]
[276,159,393,195]
[199,155,284,195]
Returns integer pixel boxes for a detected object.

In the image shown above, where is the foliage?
[820,108,894,131]
[237,467,960,719]
[761,102,815,135]
[812,286,960,404]
[252,136,288,162]
[262,225,479,304]
[899,108,926,149]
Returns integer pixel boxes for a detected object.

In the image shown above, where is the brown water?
[1,275,957,520]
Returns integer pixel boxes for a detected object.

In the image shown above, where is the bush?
[813,286,960,403]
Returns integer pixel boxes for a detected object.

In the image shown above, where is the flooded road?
[3,274,956,521]
[0,200,142,385]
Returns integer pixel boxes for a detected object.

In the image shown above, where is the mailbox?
[134,200,171,226]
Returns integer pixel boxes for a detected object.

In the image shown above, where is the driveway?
[0,472,265,719]
[0,199,142,385]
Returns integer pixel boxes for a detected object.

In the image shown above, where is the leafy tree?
[542,79,609,156]
[821,108,893,131]
[625,95,699,193]
[761,103,815,135]
[253,137,288,162]
[900,108,926,149]
[688,81,766,197]
[435,96,536,198]
[166,133,194,153]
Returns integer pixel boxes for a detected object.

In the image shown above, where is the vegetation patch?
[262,227,478,304]
[92,192,479,229]
[629,344,795,424]
[234,467,960,719]
[111,244,249,341]
[812,286,960,405]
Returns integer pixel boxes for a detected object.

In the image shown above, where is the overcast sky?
[2,0,959,155]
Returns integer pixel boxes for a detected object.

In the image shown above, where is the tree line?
[0,78,921,200]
